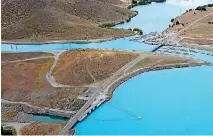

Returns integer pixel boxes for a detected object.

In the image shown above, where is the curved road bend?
[100,12,213,90]
[58,13,213,135]
[45,51,97,88]
[58,45,163,135]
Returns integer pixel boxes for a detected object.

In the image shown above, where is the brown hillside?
[1,52,54,61]
[1,0,135,41]
[97,0,132,8]
[53,49,139,86]
[20,122,66,135]
[1,58,87,111]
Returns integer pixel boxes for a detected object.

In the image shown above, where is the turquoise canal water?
[1,0,213,134]
[28,114,68,122]
[0,0,202,52]
[114,3,186,32]
[158,46,213,63]
[75,66,213,135]
[1,38,155,52]
[1,0,213,52]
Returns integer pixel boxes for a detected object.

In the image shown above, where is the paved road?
[1,56,53,63]
[167,12,213,44]
[58,13,213,135]
[58,89,100,135]
[104,62,209,94]
[46,50,97,88]
[58,45,161,135]
[102,52,152,90]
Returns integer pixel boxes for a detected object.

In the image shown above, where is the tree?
[126,17,131,23]
[196,6,207,11]
[132,0,138,4]
[100,23,116,28]
[208,4,213,7]
[1,127,14,135]
[133,28,143,35]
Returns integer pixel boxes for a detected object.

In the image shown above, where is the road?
[102,52,151,90]
[58,89,100,135]
[45,50,97,88]
[167,12,213,44]
[58,45,162,135]
[1,56,53,63]
[59,12,213,135]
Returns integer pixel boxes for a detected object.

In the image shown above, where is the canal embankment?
[1,33,135,45]
[1,100,76,123]
[68,62,212,133]
[106,62,212,100]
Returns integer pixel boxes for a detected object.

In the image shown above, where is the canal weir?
[151,44,165,52]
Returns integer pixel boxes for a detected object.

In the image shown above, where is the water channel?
[1,0,213,134]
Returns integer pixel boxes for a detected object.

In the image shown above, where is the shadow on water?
[28,114,69,122]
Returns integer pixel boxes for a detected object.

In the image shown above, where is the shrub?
[176,20,180,25]
[100,23,116,28]
[119,21,125,24]
[127,5,133,9]
[155,0,166,2]
[133,28,143,35]
[208,4,213,7]
[126,17,131,23]
[132,0,138,4]
[6,112,16,118]
[27,24,38,37]
[138,0,146,5]
[171,18,174,22]
[1,127,16,135]
[196,6,207,11]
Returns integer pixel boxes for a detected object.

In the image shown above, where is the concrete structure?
[58,87,103,135]
[58,44,166,135]
[58,13,213,133]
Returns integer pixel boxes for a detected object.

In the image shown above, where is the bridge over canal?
[58,44,165,135]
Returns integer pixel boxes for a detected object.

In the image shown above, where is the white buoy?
[138,116,142,119]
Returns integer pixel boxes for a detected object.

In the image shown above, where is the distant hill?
[1,0,135,42]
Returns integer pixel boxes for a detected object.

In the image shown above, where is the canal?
[1,0,213,134]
